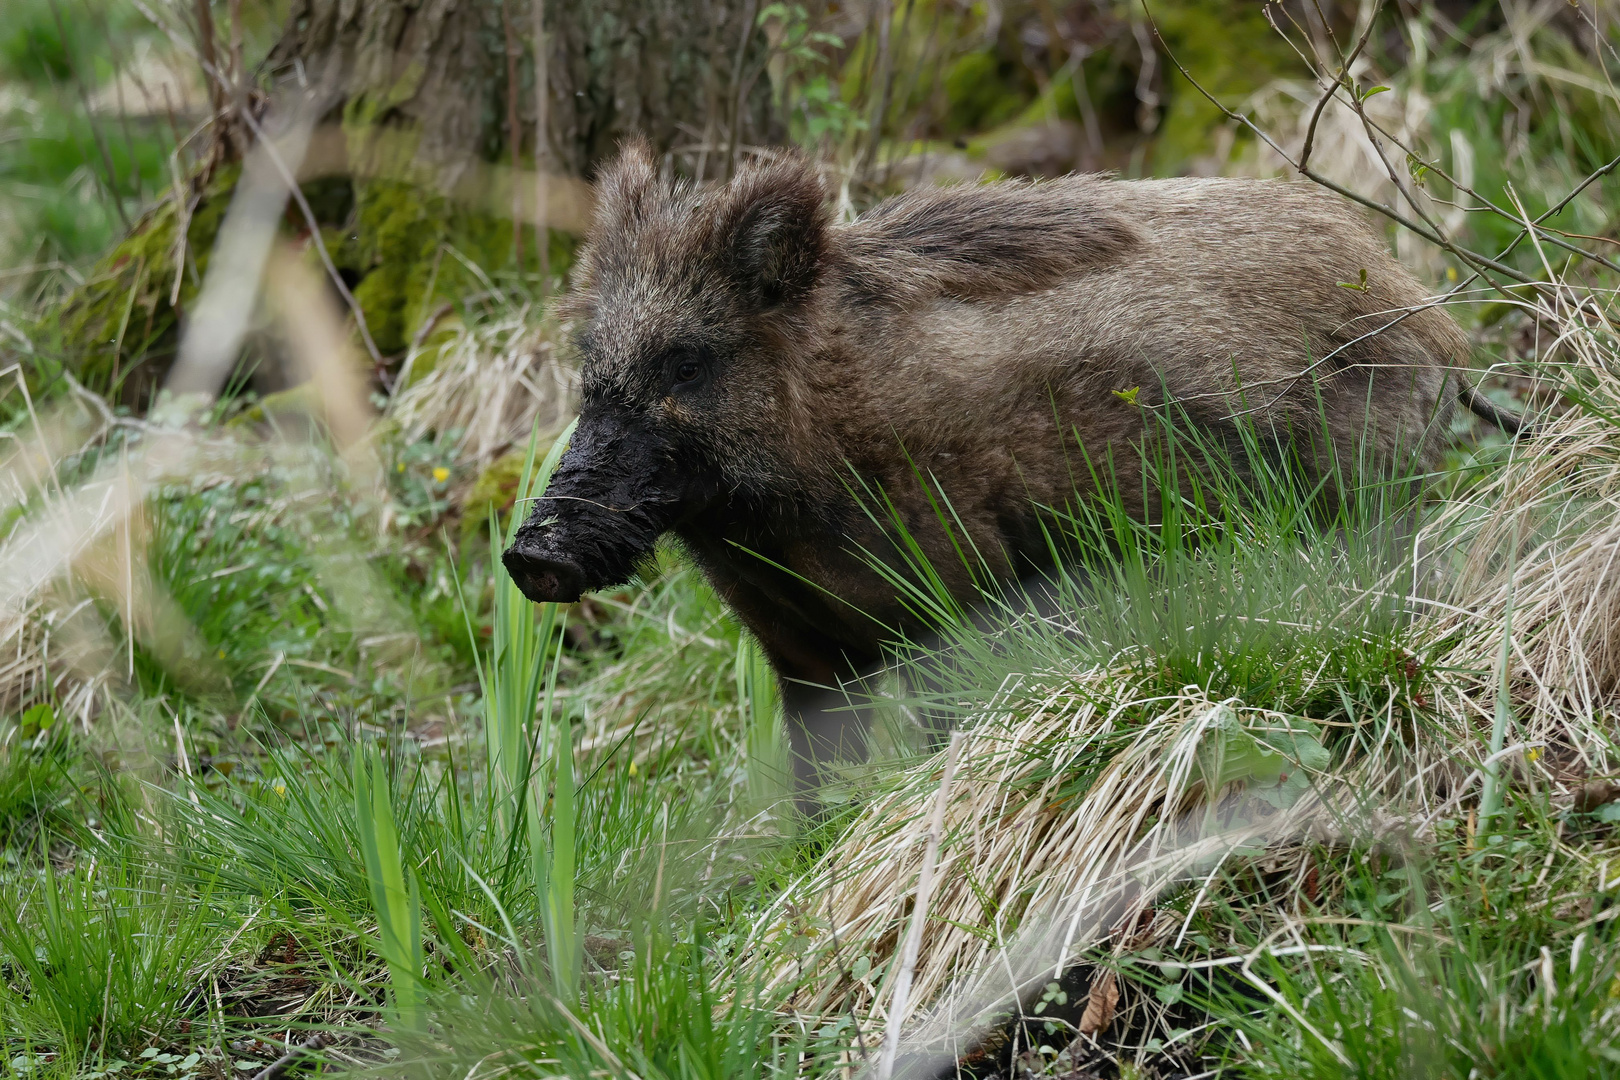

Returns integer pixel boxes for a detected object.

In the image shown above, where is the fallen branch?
[247,1033,335,1080]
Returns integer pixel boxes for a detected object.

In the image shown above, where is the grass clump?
[1187,802,1620,1079]
[0,853,232,1068]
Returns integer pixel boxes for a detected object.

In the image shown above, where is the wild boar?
[503,141,1466,792]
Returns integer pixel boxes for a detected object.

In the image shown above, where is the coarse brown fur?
[506,140,1465,787]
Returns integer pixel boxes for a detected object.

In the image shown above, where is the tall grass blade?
[478,419,576,842]
[352,740,425,1031]
[737,635,785,810]
[1479,525,1519,832]
[534,719,580,1000]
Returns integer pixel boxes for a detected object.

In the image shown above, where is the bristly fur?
[836,178,1144,306]
[513,141,1467,780]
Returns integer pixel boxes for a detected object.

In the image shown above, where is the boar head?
[503,142,829,604]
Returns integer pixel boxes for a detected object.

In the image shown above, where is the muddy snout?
[502,531,586,604]
[501,496,669,606]
[500,412,700,606]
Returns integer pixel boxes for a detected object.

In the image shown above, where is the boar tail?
[1458,378,1537,438]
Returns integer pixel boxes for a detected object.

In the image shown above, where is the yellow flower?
[628,760,638,777]
[273,782,287,797]
[432,466,450,483]
[397,462,406,473]
[1526,747,1542,762]
[216,648,226,659]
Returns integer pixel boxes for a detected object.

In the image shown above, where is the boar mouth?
[502,413,698,605]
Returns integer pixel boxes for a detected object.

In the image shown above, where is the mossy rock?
[23,162,577,414]
[330,176,577,357]
[26,165,240,407]
[461,448,531,541]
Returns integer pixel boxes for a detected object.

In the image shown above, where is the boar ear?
[714,157,828,309]
[594,137,660,228]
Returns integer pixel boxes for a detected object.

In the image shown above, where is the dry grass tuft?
[388,309,576,470]
[1424,281,1620,763]
[744,676,1336,1042]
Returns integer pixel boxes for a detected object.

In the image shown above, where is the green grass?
[861,406,1434,756]
[1169,794,1620,1078]
[0,851,233,1069]
[0,708,78,850]
[0,0,178,272]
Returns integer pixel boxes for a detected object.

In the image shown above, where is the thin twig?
[1139,0,1542,291]
[501,0,525,267]
[726,0,761,180]
[45,0,132,231]
[233,105,385,365]
[246,1033,335,1080]
[533,0,550,294]
[1298,0,1382,175]
[192,0,223,120]
[1350,103,1620,275]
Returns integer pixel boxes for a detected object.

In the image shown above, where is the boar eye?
[667,349,707,391]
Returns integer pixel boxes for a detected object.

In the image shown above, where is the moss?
[224,383,321,430]
[460,448,529,541]
[26,164,242,406]
[26,157,577,413]
[350,179,448,356]
[348,176,573,357]
[1148,0,1302,171]
[942,50,1036,136]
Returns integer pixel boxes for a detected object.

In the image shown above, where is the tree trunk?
[246,0,780,355]
[36,0,790,397]
[268,0,777,181]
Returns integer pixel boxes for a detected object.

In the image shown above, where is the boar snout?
[502,537,586,604]
[501,411,704,605]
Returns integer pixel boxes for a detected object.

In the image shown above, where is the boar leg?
[900,570,1083,745]
[778,654,884,816]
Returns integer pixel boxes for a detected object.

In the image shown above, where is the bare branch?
[1139,0,1541,292]
[1299,0,1383,176]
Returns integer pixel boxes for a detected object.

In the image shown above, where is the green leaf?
[1201,709,1330,809]
[535,719,580,1001]
[353,741,424,1029]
